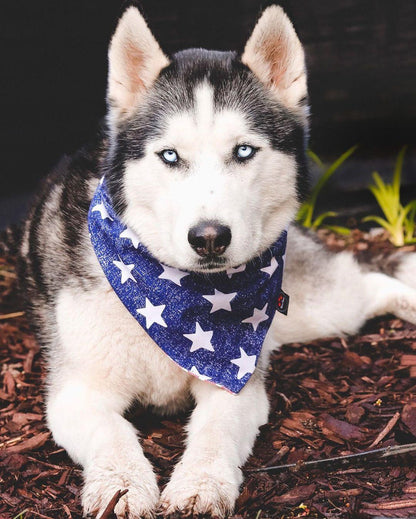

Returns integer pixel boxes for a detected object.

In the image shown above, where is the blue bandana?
[88,179,288,394]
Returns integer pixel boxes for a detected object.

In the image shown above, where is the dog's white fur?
[123,82,299,270]
[38,6,416,518]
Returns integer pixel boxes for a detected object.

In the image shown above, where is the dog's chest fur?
[55,279,194,412]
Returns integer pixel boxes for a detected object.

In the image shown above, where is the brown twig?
[99,489,129,519]
[0,311,25,320]
[364,498,416,510]
[249,443,416,473]
[368,411,401,448]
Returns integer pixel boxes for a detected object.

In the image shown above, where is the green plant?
[296,145,358,232]
[363,146,416,246]
[12,510,28,519]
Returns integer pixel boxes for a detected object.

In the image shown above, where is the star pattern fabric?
[261,256,279,277]
[92,202,113,221]
[88,178,288,394]
[136,298,167,329]
[242,303,269,331]
[113,259,136,284]
[120,227,140,249]
[230,348,257,380]
[184,322,215,352]
[203,289,237,313]
[158,264,189,286]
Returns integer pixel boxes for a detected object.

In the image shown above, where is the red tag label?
[276,290,289,315]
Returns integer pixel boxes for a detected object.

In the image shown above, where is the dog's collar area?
[88,178,288,394]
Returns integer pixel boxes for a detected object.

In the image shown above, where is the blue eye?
[235,145,256,161]
[160,149,179,165]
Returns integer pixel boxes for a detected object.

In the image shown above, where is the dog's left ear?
[242,6,307,119]
[107,6,169,123]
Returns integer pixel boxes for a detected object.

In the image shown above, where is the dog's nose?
[188,221,232,257]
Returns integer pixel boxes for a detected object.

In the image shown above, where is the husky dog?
[18,5,416,518]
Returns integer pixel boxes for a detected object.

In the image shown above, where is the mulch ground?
[1,229,416,519]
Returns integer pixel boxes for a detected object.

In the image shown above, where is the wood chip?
[401,355,416,366]
[402,404,416,437]
[4,432,50,454]
[368,411,400,448]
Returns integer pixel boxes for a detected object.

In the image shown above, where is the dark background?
[1,0,415,227]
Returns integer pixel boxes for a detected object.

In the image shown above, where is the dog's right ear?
[107,6,169,124]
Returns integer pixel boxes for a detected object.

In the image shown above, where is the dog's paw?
[160,463,241,518]
[82,463,159,518]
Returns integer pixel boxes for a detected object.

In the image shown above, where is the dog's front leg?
[160,370,269,518]
[47,380,159,518]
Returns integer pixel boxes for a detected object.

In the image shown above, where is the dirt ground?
[1,229,416,519]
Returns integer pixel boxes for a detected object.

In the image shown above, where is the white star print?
[226,264,246,278]
[242,303,269,331]
[120,227,140,249]
[92,202,113,221]
[159,263,189,286]
[184,322,214,353]
[261,257,279,277]
[190,366,211,381]
[113,259,136,284]
[230,347,257,380]
[136,298,167,329]
[203,289,237,313]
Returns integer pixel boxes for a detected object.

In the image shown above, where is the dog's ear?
[242,6,307,119]
[107,6,169,123]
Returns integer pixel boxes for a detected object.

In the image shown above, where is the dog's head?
[104,6,309,272]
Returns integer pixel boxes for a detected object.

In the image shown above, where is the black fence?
[1,0,415,226]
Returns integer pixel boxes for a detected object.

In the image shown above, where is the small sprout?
[294,503,311,517]
[12,511,29,519]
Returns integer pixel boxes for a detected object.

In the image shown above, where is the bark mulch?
[1,229,416,519]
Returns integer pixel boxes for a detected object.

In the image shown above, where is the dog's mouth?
[194,255,228,273]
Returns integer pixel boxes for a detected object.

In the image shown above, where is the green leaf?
[297,146,356,230]
[404,201,416,242]
[402,201,416,220]
[372,171,386,191]
[307,149,323,168]
[362,215,394,234]
[302,204,315,228]
[324,225,351,235]
[311,145,358,205]
[296,202,310,222]
[392,145,407,196]
[311,211,337,229]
